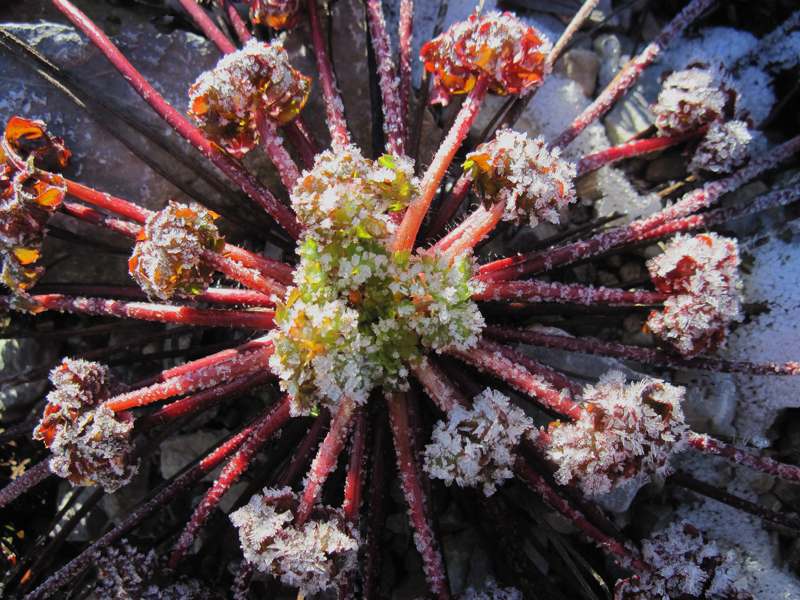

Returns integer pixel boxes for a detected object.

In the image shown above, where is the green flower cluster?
[270,146,485,415]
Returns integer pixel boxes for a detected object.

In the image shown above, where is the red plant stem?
[514,457,646,570]
[342,407,369,524]
[255,112,301,190]
[484,326,800,376]
[62,177,152,223]
[397,0,414,148]
[174,0,236,54]
[305,0,351,150]
[395,75,490,252]
[223,245,295,286]
[424,173,471,242]
[365,0,405,155]
[24,417,264,600]
[448,343,583,420]
[669,470,800,534]
[201,250,288,299]
[687,432,800,483]
[474,279,669,305]
[217,0,252,43]
[550,0,715,150]
[32,284,275,308]
[408,356,468,413]
[50,0,302,238]
[0,459,52,509]
[479,135,800,282]
[105,341,274,411]
[386,391,451,600]
[576,128,706,177]
[278,409,331,487]
[233,561,256,600]
[283,121,318,170]
[168,397,293,569]
[363,412,390,600]
[431,201,505,256]
[60,202,141,238]
[135,372,276,431]
[295,396,358,525]
[550,0,602,62]
[1,294,276,331]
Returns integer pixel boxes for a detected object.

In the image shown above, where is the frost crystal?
[249,0,301,30]
[33,359,138,492]
[270,147,484,414]
[464,129,577,226]
[688,120,752,176]
[421,11,552,104]
[646,234,742,357]
[546,371,689,496]
[615,522,752,600]
[423,389,533,495]
[95,541,219,600]
[230,487,358,595]
[128,201,225,302]
[459,577,523,600]
[188,39,310,156]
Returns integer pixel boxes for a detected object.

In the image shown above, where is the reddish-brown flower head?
[250,0,302,30]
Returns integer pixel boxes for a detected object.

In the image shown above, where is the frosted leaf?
[188,39,310,156]
[250,0,301,30]
[464,129,576,226]
[423,389,533,495]
[33,359,138,492]
[128,201,224,302]
[688,120,752,177]
[421,11,552,105]
[230,487,358,595]
[459,577,523,600]
[646,234,742,357]
[546,371,689,496]
[651,62,738,136]
[615,522,752,600]
[95,541,219,600]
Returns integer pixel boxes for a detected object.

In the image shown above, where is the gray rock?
[645,155,687,184]
[0,337,58,418]
[554,49,600,98]
[160,429,229,482]
[443,527,478,595]
[674,371,737,436]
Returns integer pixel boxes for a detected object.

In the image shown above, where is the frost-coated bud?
[615,522,752,600]
[424,389,534,495]
[129,201,224,302]
[546,371,689,496]
[460,577,523,600]
[188,40,310,156]
[463,129,576,226]
[250,0,301,29]
[230,487,358,595]
[421,11,551,105]
[646,234,742,357]
[33,359,138,492]
[688,120,752,177]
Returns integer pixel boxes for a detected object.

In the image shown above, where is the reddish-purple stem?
[397,0,414,149]
[424,173,472,243]
[32,284,275,308]
[431,201,505,256]
[278,409,331,487]
[0,459,52,509]
[216,0,252,43]
[408,356,469,413]
[255,111,301,190]
[283,121,319,170]
[201,250,288,299]
[174,0,237,54]
[342,407,369,524]
[62,177,152,223]
[550,0,716,150]
[60,202,141,238]
[550,0,602,63]
[688,432,800,483]
[474,279,669,305]
[363,412,390,600]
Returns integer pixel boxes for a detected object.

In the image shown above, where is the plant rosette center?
[269,146,485,415]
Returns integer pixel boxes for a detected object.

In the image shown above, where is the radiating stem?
[423,173,472,243]
[688,432,800,483]
[551,0,602,62]
[0,459,52,509]
[431,201,505,256]
[394,75,490,252]
[174,0,237,54]
[474,279,669,305]
[408,356,468,413]
[216,0,252,44]
[363,412,390,600]
[255,112,301,190]
[201,251,288,299]
[60,202,141,238]
[342,407,369,524]
[397,0,414,149]
[32,284,275,308]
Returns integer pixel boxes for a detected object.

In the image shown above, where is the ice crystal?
[270,147,484,414]
[33,359,138,492]
[615,522,752,600]
[128,201,225,302]
[546,371,689,496]
[459,577,523,600]
[646,234,742,357]
[421,11,552,104]
[688,120,752,177]
[463,129,576,226]
[95,541,218,600]
[423,388,533,495]
[188,39,310,156]
[249,0,301,30]
[230,486,358,595]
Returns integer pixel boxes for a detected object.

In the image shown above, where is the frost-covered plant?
[423,388,533,495]
[546,371,689,496]
[230,486,358,595]
[646,233,742,357]
[32,359,137,492]
[615,522,752,600]
[688,120,753,176]
[459,577,523,600]
[248,0,302,30]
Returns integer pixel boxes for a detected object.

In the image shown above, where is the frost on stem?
[615,522,752,600]
[460,577,523,600]
[95,541,219,600]
[423,388,534,496]
[270,147,484,414]
[463,129,577,226]
[230,486,358,595]
[188,39,310,156]
[33,359,138,492]
[0,118,69,312]
[546,371,689,496]
[645,234,742,357]
[128,201,225,302]
[420,11,552,105]
[249,0,301,30]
